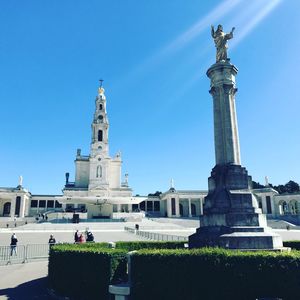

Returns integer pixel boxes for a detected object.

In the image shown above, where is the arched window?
[3,202,11,216]
[99,104,103,110]
[98,130,103,142]
[96,165,102,178]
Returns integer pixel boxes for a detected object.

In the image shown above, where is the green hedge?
[283,240,300,250]
[130,248,300,300]
[48,244,127,300]
[115,241,186,251]
[48,241,186,299]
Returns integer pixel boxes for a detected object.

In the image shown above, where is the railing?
[0,244,50,266]
[124,226,188,241]
[49,218,125,223]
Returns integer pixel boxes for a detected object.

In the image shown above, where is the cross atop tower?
[99,79,104,88]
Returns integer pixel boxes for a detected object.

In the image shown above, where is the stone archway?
[278,200,288,215]
[289,200,299,215]
[3,202,11,216]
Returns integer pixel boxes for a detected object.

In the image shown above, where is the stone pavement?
[0,218,194,246]
[0,261,50,300]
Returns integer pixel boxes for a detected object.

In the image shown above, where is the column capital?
[223,84,237,95]
[209,86,220,97]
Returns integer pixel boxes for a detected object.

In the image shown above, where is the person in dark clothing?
[74,230,79,243]
[49,235,56,246]
[86,231,94,242]
[10,233,18,256]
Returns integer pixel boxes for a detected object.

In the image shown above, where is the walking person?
[48,234,56,246]
[10,233,18,256]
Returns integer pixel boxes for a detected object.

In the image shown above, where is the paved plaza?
[0,218,195,246]
[0,218,300,299]
[0,218,298,247]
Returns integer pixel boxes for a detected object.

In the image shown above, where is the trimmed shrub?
[48,244,127,300]
[283,240,300,250]
[130,248,300,300]
[115,241,186,251]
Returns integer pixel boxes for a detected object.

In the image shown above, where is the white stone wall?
[109,159,121,188]
[75,160,90,188]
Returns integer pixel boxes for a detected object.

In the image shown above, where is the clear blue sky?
[0,0,299,195]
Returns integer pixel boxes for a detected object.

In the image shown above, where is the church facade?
[0,85,299,221]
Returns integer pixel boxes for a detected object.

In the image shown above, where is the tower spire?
[91,81,109,155]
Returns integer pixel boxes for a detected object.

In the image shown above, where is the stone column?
[167,198,172,217]
[207,63,240,166]
[261,196,267,214]
[175,197,180,217]
[270,196,276,217]
[128,204,132,213]
[199,198,203,215]
[10,197,16,218]
[188,198,192,217]
[19,196,26,218]
[117,204,121,213]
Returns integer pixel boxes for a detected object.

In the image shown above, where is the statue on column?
[18,175,23,187]
[211,24,235,63]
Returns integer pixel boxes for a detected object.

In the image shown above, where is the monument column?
[208,64,240,166]
[189,25,283,250]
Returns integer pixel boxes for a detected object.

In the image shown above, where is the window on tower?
[98,115,103,122]
[99,104,103,110]
[98,130,103,141]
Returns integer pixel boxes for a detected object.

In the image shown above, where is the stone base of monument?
[189,225,285,250]
[189,164,287,250]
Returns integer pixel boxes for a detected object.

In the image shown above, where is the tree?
[272,180,299,194]
[252,181,265,189]
[252,179,300,194]
[148,191,162,197]
[285,180,300,193]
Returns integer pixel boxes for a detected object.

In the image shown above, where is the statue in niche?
[211,24,235,63]
[96,165,102,178]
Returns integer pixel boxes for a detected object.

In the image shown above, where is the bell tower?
[89,81,110,189]
[91,80,109,156]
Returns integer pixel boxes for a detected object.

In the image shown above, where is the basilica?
[0,85,299,222]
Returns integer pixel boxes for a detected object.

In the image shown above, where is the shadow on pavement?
[0,277,52,299]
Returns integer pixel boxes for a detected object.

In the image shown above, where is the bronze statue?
[211,25,235,63]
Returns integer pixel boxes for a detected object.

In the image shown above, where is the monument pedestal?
[189,164,283,249]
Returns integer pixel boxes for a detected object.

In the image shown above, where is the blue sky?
[0,0,299,195]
